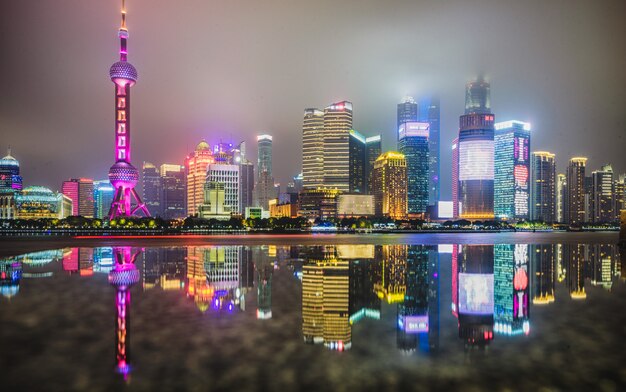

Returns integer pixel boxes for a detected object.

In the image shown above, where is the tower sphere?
[110,61,138,84]
[109,161,139,189]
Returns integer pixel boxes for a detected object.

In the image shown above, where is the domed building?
[0,149,23,192]
[15,186,68,219]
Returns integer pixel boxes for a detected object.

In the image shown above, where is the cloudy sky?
[1,0,624,199]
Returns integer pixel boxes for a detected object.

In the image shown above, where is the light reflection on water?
[1,243,624,389]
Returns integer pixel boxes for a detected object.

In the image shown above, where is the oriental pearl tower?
[108,0,150,219]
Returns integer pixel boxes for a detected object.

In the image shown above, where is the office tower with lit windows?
[557,173,566,222]
[185,141,214,216]
[365,136,382,193]
[615,174,626,218]
[142,162,161,216]
[94,180,115,219]
[239,160,254,212]
[452,137,459,217]
[255,135,274,210]
[159,164,185,219]
[207,163,240,214]
[302,109,325,189]
[107,0,149,219]
[397,96,418,141]
[531,152,556,222]
[591,165,615,223]
[494,120,531,221]
[398,122,430,216]
[323,101,353,191]
[0,149,22,192]
[419,97,441,206]
[372,152,408,219]
[458,78,495,220]
[348,130,366,193]
[62,178,94,217]
[566,157,587,225]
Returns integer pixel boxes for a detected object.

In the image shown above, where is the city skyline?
[1,0,625,197]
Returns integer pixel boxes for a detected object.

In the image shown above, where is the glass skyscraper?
[302,109,325,190]
[566,157,587,225]
[347,130,382,194]
[458,78,495,220]
[398,122,430,215]
[323,101,353,191]
[142,162,161,216]
[419,97,440,206]
[93,179,115,219]
[494,120,531,221]
[397,96,418,142]
[531,152,556,222]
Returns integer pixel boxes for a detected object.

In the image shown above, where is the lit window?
[117,97,126,108]
[117,110,126,121]
[117,85,126,95]
[118,150,126,160]
[117,136,126,147]
[118,123,126,134]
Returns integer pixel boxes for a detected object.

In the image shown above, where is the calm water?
[1,240,625,391]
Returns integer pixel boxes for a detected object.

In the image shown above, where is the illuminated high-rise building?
[185,141,214,216]
[494,120,531,221]
[160,164,185,219]
[566,157,587,225]
[398,122,430,216]
[458,78,495,220]
[452,137,460,217]
[255,134,275,210]
[62,178,94,217]
[372,152,408,219]
[615,174,626,218]
[141,162,161,216]
[348,130,366,193]
[365,135,382,193]
[94,180,115,219]
[207,163,240,214]
[397,96,418,141]
[0,149,22,192]
[419,97,441,206]
[323,101,353,191]
[531,152,556,222]
[107,0,149,219]
[302,109,325,189]
[557,173,566,222]
[591,165,615,223]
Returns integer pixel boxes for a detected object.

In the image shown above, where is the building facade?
[160,164,186,219]
[398,122,430,216]
[255,135,275,210]
[494,120,531,221]
[591,165,615,223]
[452,137,459,218]
[185,141,214,216]
[566,157,587,225]
[302,109,325,190]
[557,173,566,222]
[142,162,161,216]
[323,101,353,191]
[93,180,115,219]
[397,96,418,141]
[419,97,440,206]
[372,152,408,219]
[207,163,240,215]
[62,178,94,218]
[531,152,556,222]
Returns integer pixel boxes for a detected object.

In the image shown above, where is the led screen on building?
[458,273,494,315]
[459,140,494,181]
[398,122,430,139]
[400,315,429,333]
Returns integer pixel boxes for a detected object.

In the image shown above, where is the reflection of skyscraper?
[530,245,555,305]
[302,246,351,350]
[494,245,530,336]
[0,257,22,299]
[589,244,616,290]
[348,246,380,324]
[456,245,494,347]
[397,246,430,353]
[256,255,274,320]
[564,244,586,299]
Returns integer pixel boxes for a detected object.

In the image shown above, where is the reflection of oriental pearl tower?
[108,247,141,379]
[108,0,150,219]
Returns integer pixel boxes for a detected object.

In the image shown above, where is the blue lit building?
[0,150,22,192]
[94,179,115,219]
[493,244,530,336]
[419,97,440,206]
[494,121,531,221]
[398,122,429,215]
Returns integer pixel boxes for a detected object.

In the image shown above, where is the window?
[118,123,126,134]
[117,85,126,95]
[117,136,126,147]
[117,110,126,121]
[118,149,126,160]
[117,97,126,108]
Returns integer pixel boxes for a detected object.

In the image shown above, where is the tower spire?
[118,0,128,61]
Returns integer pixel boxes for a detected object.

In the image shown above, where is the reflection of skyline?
[494,244,530,336]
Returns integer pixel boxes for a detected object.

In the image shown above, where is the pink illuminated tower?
[108,0,150,219]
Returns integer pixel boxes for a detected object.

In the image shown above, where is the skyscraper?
[531,152,556,223]
[185,141,214,216]
[323,101,353,191]
[160,164,185,219]
[62,178,94,217]
[591,165,615,223]
[372,152,408,219]
[494,120,531,221]
[255,135,274,210]
[107,0,149,219]
[557,173,566,222]
[398,122,430,216]
[452,137,459,218]
[458,78,495,220]
[615,174,625,218]
[397,96,418,141]
[207,163,240,214]
[93,180,115,219]
[142,162,161,216]
[365,136,382,193]
[419,97,441,206]
[348,130,366,193]
[0,149,22,192]
[239,160,254,212]
[566,157,587,225]
[302,108,324,190]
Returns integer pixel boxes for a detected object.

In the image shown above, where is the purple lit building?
[107,0,149,219]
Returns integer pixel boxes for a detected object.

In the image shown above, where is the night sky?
[1,0,624,199]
